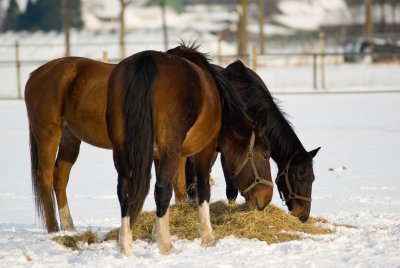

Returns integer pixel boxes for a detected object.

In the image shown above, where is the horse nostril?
[299,215,308,223]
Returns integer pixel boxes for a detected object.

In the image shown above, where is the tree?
[238,0,248,56]
[18,0,40,31]
[2,0,20,32]
[18,0,83,32]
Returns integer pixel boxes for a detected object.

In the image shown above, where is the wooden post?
[313,54,317,90]
[218,33,222,65]
[15,40,22,99]
[251,45,257,71]
[103,51,108,63]
[319,32,326,90]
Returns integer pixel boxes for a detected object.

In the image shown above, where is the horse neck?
[267,111,307,170]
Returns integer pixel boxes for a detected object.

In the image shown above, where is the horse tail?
[28,124,45,222]
[122,53,158,219]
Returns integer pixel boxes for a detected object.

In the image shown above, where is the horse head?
[275,148,320,222]
[219,125,273,211]
[221,60,321,221]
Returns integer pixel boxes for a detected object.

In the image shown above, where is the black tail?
[122,53,158,219]
[29,125,45,222]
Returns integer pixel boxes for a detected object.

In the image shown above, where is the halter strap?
[232,131,274,196]
[275,151,312,203]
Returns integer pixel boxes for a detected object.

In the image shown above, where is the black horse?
[186,61,320,222]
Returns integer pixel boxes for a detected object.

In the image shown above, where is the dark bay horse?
[25,45,273,255]
[106,45,272,255]
[216,61,320,222]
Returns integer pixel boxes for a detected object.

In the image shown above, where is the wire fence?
[0,41,399,99]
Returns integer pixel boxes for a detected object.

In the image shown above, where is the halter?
[275,151,312,203]
[232,131,274,196]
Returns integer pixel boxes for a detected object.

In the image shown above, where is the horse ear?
[308,147,321,158]
[224,60,249,77]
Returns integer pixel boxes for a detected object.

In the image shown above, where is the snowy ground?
[1,91,400,267]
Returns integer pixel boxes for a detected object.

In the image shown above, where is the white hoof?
[201,234,216,247]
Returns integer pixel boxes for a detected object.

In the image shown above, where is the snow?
[1,90,400,266]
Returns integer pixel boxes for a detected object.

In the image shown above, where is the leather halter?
[275,151,312,203]
[232,131,274,196]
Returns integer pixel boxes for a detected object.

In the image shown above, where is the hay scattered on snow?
[52,229,100,251]
[54,201,344,250]
[105,201,336,244]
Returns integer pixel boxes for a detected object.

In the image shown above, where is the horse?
[25,45,273,255]
[213,61,320,222]
[106,45,273,255]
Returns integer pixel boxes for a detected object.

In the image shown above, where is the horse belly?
[64,85,112,149]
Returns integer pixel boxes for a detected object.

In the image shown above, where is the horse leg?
[194,143,217,247]
[221,153,238,203]
[173,157,188,203]
[32,124,62,233]
[112,150,133,257]
[154,152,179,255]
[53,126,81,231]
[185,156,197,201]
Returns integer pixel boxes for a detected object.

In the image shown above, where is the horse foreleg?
[221,153,239,204]
[194,143,216,247]
[53,127,81,231]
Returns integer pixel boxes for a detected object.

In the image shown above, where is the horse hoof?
[201,237,216,247]
[159,244,176,255]
[119,248,133,257]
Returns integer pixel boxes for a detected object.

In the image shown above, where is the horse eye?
[262,152,269,159]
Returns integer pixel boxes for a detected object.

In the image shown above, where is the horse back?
[25,57,115,148]
[151,53,222,157]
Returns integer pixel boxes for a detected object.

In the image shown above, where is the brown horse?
[25,45,273,255]
[106,45,272,255]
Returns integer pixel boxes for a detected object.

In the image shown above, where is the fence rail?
[1,46,399,99]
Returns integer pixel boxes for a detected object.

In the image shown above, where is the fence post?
[313,53,317,90]
[15,40,22,99]
[251,44,257,71]
[103,51,108,63]
[319,32,326,89]
[218,33,222,65]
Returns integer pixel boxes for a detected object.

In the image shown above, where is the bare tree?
[160,0,168,50]
[63,0,71,56]
[238,0,248,56]
[365,0,374,41]
[119,0,128,59]
[258,0,265,54]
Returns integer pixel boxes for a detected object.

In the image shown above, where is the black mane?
[222,60,309,165]
[167,42,253,133]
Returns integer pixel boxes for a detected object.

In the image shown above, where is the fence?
[1,41,399,99]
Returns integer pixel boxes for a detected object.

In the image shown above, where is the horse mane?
[223,60,308,163]
[167,41,253,132]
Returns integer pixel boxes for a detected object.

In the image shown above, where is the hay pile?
[54,201,342,250]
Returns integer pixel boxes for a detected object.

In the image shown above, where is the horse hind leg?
[30,124,62,233]
[154,152,181,255]
[194,142,217,247]
[53,126,81,231]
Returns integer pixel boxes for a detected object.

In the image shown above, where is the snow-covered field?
[1,91,400,267]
